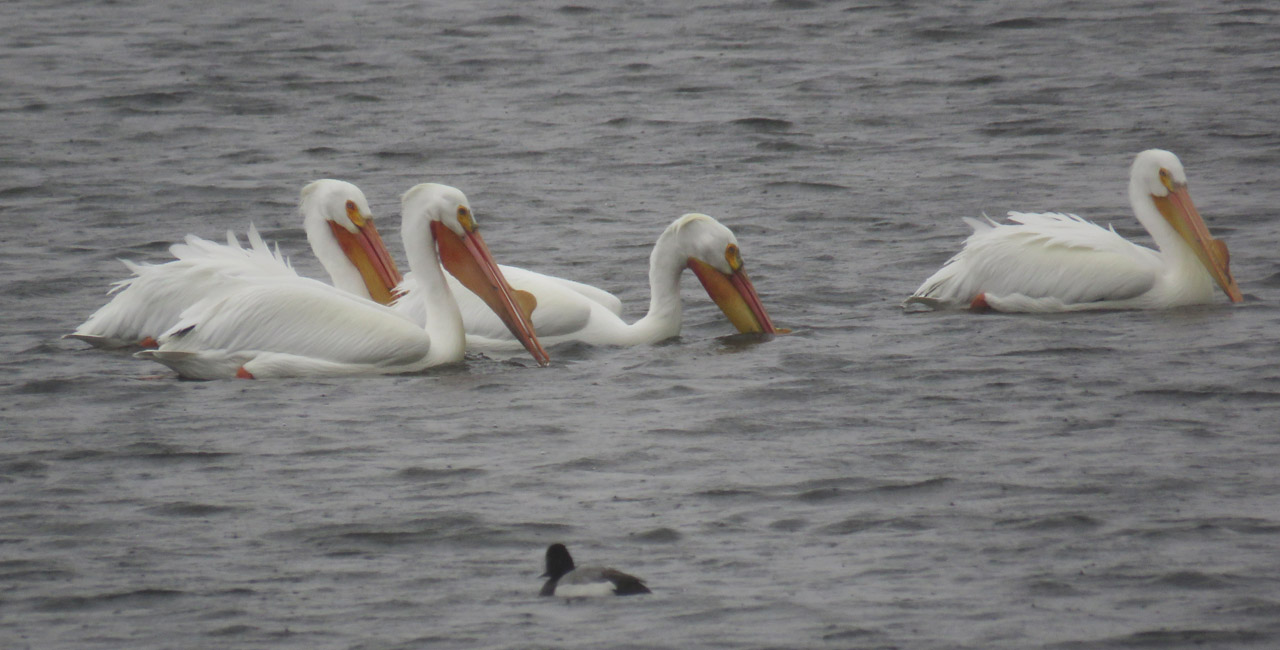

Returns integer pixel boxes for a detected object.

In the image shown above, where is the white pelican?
[904,149,1243,312]
[67,180,402,348]
[539,544,650,598]
[394,212,780,348]
[134,184,549,379]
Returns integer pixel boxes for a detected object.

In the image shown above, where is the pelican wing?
[396,267,604,341]
[464,264,614,338]
[533,272,622,316]
[171,225,295,277]
[143,278,430,378]
[69,226,297,347]
[910,212,1163,309]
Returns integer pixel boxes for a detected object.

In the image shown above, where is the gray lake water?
[3,1,1280,648]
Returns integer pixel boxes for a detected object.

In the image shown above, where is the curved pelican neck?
[1126,173,1219,304]
[401,216,466,364]
[1127,175,1197,267]
[626,226,687,343]
[304,209,371,300]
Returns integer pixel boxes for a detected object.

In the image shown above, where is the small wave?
[957,74,1005,86]
[0,460,49,475]
[0,559,76,583]
[673,85,726,94]
[730,117,794,132]
[549,456,612,471]
[821,626,881,642]
[144,502,237,517]
[35,588,185,613]
[1025,578,1084,597]
[755,140,816,152]
[772,0,818,9]
[11,378,79,395]
[120,443,235,463]
[96,91,191,111]
[761,181,850,193]
[632,527,681,542]
[819,516,929,535]
[439,28,485,38]
[986,17,1068,30]
[374,150,429,163]
[479,14,532,26]
[336,93,381,103]
[871,476,955,495]
[993,345,1118,357]
[0,185,45,198]
[396,466,487,481]
[996,513,1102,531]
[977,119,1067,137]
[768,518,808,532]
[912,28,972,42]
[1219,596,1280,618]
[630,383,701,400]
[1133,388,1280,405]
[1111,629,1269,646]
[207,625,260,637]
[284,515,483,550]
[1224,7,1279,17]
[1150,570,1237,590]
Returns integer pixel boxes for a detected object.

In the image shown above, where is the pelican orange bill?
[1152,183,1242,302]
[328,219,403,305]
[687,258,779,334]
[432,220,550,366]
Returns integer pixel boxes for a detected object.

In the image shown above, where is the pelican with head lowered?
[135,183,548,379]
[904,149,1242,312]
[395,212,781,348]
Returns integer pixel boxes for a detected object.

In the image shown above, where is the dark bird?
[540,543,651,598]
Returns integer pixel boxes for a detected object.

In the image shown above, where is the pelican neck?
[402,217,466,364]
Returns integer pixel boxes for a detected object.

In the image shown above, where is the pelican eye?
[1157,168,1176,192]
[345,200,366,227]
[457,206,476,232]
[725,243,743,272]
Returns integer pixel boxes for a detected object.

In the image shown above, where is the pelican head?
[1130,150,1242,303]
[671,213,779,334]
[301,179,402,304]
[401,183,550,366]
